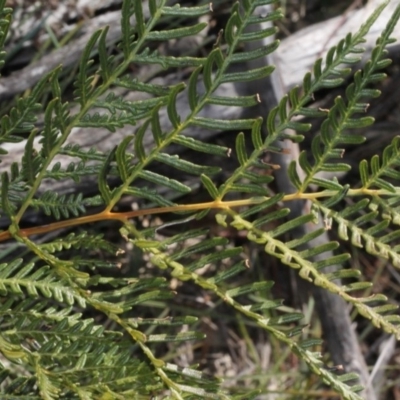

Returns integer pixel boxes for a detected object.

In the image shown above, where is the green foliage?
[0,0,399,398]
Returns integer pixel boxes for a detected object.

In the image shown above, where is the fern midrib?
[1,186,398,243]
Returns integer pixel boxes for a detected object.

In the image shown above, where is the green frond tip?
[360,136,400,191]
[147,331,205,342]
[98,146,117,203]
[236,132,248,166]
[220,65,275,84]
[0,260,86,307]
[134,0,147,38]
[138,170,192,194]
[40,232,120,255]
[147,22,208,41]
[32,192,86,220]
[155,153,221,176]
[161,4,212,17]
[167,83,185,128]
[231,40,280,64]
[192,116,256,131]
[75,29,102,106]
[21,129,42,186]
[172,135,230,157]
[226,281,274,298]
[1,172,13,216]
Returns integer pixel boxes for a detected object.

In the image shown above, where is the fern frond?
[0,265,211,398]
[123,224,364,398]
[370,195,400,226]
[0,68,58,154]
[78,111,138,132]
[171,134,229,156]
[31,192,86,220]
[360,136,400,192]
[292,2,400,192]
[0,1,11,76]
[92,0,281,213]
[1,0,399,397]
[0,300,161,398]
[213,0,392,201]
[318,200,400,268]
[45,161,101,182]
[124,186,176,208]
[74,30,103,107]
[0,259,86,306]
[39,232,121,255]
[59,144,106,162]
[229,209,400,338]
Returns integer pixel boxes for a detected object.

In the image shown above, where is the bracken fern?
[0,0,399,398]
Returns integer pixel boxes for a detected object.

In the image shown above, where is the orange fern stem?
[0,200,231,243]
[0,188,383,243]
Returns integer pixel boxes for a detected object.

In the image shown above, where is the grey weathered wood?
[272,0,400,91]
